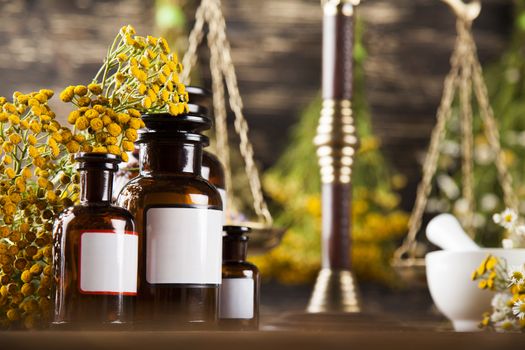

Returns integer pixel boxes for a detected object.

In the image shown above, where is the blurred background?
[1,0,523,317]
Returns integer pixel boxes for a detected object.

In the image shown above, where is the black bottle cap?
[138,113,211,145]
[141,113,212,132]
[75,152,121,171]
[223,225,251,242]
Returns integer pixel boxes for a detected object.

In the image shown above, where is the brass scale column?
[307,0,360,313]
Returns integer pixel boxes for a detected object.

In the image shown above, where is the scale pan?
[227,220,286,255]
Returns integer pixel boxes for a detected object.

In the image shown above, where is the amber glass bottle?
[52,153,138,329]
[116,113,223,329]
[220,226,260,330]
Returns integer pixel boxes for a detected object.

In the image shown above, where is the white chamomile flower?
[491,293,512,311]
[490,310,508,323]
[507,265,525,286]
[493,213,502,224]
[500,208,518,229]
[512,299,525,320]
[495,318,517,332]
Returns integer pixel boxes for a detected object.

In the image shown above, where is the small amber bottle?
[117,113,223,329]
[220,226,260,330]
[52,153,138,329]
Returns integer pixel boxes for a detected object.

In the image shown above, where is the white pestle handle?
[426,213,480,251]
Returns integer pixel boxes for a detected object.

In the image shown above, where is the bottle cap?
[75,152,121,171]
[138,113,211,145]
[223,225,251,242]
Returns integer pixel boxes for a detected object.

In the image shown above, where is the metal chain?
[181,0,273,226]
[207,5,233,216]
[458,20,475,236]
[180,1,208,85]
[393,23,465,260]
[467,36,519,212]
[206,0,273,225]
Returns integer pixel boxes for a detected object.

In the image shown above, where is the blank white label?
[80,231,138,295]
[220,278,254,319]
[146,207,223,284]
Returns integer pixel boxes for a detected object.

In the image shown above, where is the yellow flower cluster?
[471,255,499,290]
[252,174,409,285]
[60,25,189,160]
[473,255,525,331]
[0,91,78,329]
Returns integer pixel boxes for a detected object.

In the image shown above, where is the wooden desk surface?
[1,313,524,350]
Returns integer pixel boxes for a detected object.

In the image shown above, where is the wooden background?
[0,0,515,209]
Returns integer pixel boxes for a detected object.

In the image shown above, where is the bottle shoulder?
[222,261,259,274]
[202,151,226,189]
[54,204,136,232]
[117,174,222,208]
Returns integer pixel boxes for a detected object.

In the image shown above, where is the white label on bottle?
[79,230,138,295]
[146,207,223,284]
[219,278,254,319]
[218,188,227,223]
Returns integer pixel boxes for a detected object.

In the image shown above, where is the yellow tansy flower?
[88,83,103,95]
[122,140,134,152]
[125,128,138,142]
[107,145,120,155]
[4,168,15,179]
[74,85,88,96]
[59,86,75,102]
[90,118,103,131]
[75,117,89,130]
[107,123,122,137]
[141,97,152,109]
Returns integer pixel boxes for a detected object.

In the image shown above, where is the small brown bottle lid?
[75,152,121,171]
[223,225,251,242]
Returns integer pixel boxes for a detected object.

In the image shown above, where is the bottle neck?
[80,168,114,204]
[139,141,203,176]
[223,239,248,262]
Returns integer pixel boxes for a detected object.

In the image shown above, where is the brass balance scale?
[179,0,516,313]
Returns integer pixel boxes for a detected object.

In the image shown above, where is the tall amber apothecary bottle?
[52,153,138,329]
[117,113,223,329]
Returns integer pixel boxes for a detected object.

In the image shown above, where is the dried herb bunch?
[0,91,78,329]
[60,25,189,161]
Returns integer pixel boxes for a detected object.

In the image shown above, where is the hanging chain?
[393,34,463,260]
[181,0,274,226]
[458,20,475,236]
[467,37,519,212]
[207,4,233,216]
[180,1,208,85]
[206,0,273,225]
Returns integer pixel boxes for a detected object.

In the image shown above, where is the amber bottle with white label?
[220,226,259,330]
[52,153,138,329]
[117,113,223,329]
